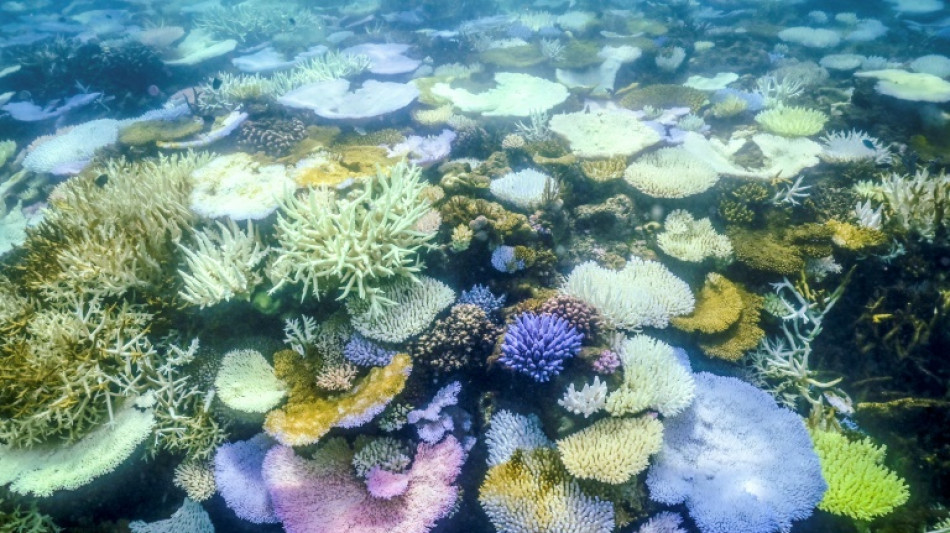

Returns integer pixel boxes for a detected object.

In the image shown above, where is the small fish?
[94,174,109,187]
[288,17,296,25]
[212,77,222,90]
[862,139,875,150]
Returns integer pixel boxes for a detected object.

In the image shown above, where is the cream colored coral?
[215,349,287,413]
[173,460,216,502]
[347,275,455,343]
[558,377,607,418]
[178,220,268,307]
[755,106,828,137]
[657,210,733,263]
[624,147,719,198]
[561,258,694,330]
[606,335,695,417]
[556,416,663,484]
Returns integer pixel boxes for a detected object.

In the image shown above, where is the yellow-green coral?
[810,428,909,521]
[729,223,833,275]
[556,416,663,484]
[826,219,887,252]
[755,106,828,137]
[118,117,204,146]
[264,351,412,446]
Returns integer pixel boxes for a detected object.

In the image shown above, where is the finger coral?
[499,312,583,382]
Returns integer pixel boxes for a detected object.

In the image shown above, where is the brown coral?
[411,304,501,373]
[537,294,603,340]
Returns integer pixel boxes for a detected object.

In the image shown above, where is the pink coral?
[262,436,464,533]
[366,467,411,499]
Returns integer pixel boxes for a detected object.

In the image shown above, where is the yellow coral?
[697,288,765,362]
[810,429,909,521]
[672,273,743,334]
[264,352,412,446]
[826,219,887,252]
[556,416,663,484]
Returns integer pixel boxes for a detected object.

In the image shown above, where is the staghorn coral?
[809,428,909,521]
[0,498,60,532]
[177,219,267,308]
[270,161,435,319]
[558,377,608,418]
[411,303,501,373]
[352,436,411,478]
[557,416,663,484]
[17,152,209,301]
[264,350,411,446]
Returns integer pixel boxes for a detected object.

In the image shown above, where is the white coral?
[624,147,719,198]
[489,168,558,210]
[820,129,891,164]
[657,210,733,263]
[178,220,267,307]
[347,275,455,343]
[558,377,608,418]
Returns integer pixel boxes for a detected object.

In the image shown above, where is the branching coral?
[178,220,267,308]
[557,416,663,484]
[269,161,435,319]
[411,304,501,373]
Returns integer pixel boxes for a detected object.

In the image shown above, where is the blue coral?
[499,313,583,382]
[491,246,525,273]
[344,333,396,367]
[459,284,506,315]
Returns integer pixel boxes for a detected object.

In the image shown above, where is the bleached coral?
[606,335,696,417]
[558,377,608,418]
[777,26,841,48]
[489,168,558,210]
[269,161,434,318]
[561,258,694,330]
[624,147,719,198]
[550,108,660,159]
[129,498,214,533]
[877,169,950,241]
[215,349,287,413]
[189,152,294,220]
[347,276,455,343]
[657,210,733,263]
[173,460,216,502]
[484,410,551,467]
[557,416,663,484]
[820,130,892,164]
[178,220,267,307]
[755,106,828,137]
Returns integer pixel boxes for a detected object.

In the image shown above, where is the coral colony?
[2,0,950,531]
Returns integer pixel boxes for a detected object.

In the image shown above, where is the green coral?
[619,84,708,113]
[440,196,534,244]
[810,428,910,521]
[479,44,546,68]
[718,181,771,226]
[0,140,15,168]
[118,117,204,146]
[0,498,60,533]
[551,40,603,69]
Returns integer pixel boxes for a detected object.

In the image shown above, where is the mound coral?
[270,161,434,318]
[499,313,583,382]
[809,429,909,520]
[411,304,501,373]
[264,351,411,446]
[557,416,663,484]
[537,294,603,339]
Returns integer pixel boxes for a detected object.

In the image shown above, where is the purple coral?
[592,349,621,374]
[407,381,461,444]
[490,246,524,273]
[214,433,279,524]
[344,333,396,367]
[499,313,583,382]
[459,284,506,316]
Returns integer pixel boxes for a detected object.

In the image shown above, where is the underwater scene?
[1,0,950,531]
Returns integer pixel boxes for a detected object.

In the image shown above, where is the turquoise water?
[0,0,948,531]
